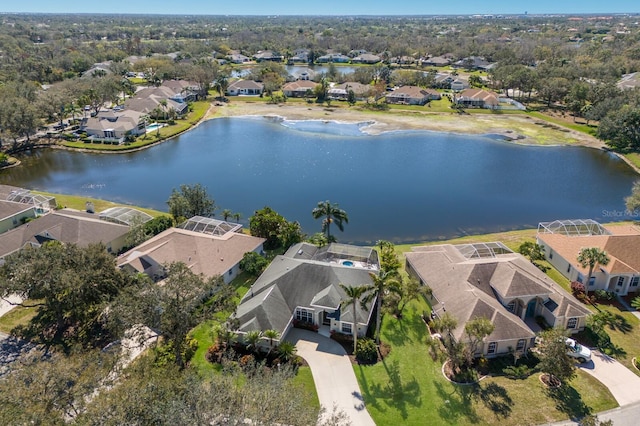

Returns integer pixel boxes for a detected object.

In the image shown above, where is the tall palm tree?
[221,209,233,221]
[263,329,280,356]
[232,212,242,222]
[340,284,371,354]
[312,200,348,242]
[362,270,401,344]
[577,247,610,296]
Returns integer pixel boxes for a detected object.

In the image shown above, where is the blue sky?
[1,1,637,15]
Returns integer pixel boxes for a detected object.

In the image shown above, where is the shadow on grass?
[357,359,422,420]
[605,313,633,334]
[477,382,513,419]
[433,381,480,424]
[383,311,428,347]
[547,384,591,421]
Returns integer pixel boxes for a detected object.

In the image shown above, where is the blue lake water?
[2,117,638,245]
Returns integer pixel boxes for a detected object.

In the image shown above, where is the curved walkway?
[286,328,376,426]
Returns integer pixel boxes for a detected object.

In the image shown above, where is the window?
[631,277,639,287]
[341,323,352,334]
[295,308,313,324]
[549,251,554,260]
[506,301,515,313]
[589,276,596,287]
[487,342,497,354]
[567,264,571,273]
[516,339,526,352]
[228,269,233,276]
[617,276,625,287]
[567,317,578,329]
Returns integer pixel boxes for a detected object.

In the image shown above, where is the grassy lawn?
[292,366,320,411]
[354,299,617,426]
[32,191,166,217]
[624,152,640,170]
[0,305,38,334]
[60,101,210,152]
[527,111,597,136]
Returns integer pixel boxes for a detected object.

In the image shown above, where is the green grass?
[527,111,597,136]
[624,152,640,170]
[0,305,38,334]
[291,366,320,411]
[127,77,147,85]
[32,191,166,217]
[354,299,617,425]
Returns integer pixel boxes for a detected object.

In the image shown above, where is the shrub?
[355,338,378,364]
[503,364,532,379]
[292,319,318,332]
[594,289,615,301]
[571,281,586,295]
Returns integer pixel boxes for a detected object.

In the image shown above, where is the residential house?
[118,216,265,284]
[391,56,416,65]
[2,186,56,214]
[537,219,640,296]
[328,82,371,101]
[352,53,381,64]
[226,79,264,96]
[406,242,591,358]
[289,69,316,81]
[253,50,283,62]
[160,80,204,102]
[433,73,455,89]
[385,86,441,105]
[82,62,113,78]
[0,209,131,260]
[289,49,310,63]
[232,243,379,345]
[0,201,37,234]
[420,55,453,67]
[316,54,351,64]
[80,109,147,142]
[228,53,251,64]
[282,80,318,98]
[453,56,495,71]
[450,79,469,91]
[455,88,500,109]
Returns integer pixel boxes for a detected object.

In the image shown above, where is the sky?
[1,1,638,16]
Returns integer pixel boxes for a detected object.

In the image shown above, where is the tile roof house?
[537,219,640,296]
[118,217,265,284]
[253,50,283,62]
[0,201,37,235]
[316,54,351,64]
[406,242,591,358]
[282,80,319,97]
[80,109,147,142]
[455,88,500,109]
[227,53,251,64]
[0,209,131,260]
[328,82,371,101]
[617,72,640,91]
[420,55,453,67]
[385,86,441,105]
[226,79,264,96]
[232,242,380,343]
[352,53,381,64]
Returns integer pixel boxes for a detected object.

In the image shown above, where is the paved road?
[287,328,376,426]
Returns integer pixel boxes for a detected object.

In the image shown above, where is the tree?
[378,240,401,275]
[166,183,216,221]
[248,206,302,250]
[347,89,356,106]
[537,327,576,386]
[631,295,640,311]
[0,242,132,349]
[276,340,297,363]
[312,200,349,242]
[625,181,640,213]
[244,330,263,354]
[463,317,495,364]
[222,209,233,221]
[263,329,280,355]
[518,241,546,270]
[577,247,610,296]
[239,251,269,276]
[597,106,640,152]
[396,276,432,317]
[363,269,401,344]
[340,284,371,354]
[432,313,466,372]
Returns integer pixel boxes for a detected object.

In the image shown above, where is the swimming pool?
[146,123,165,133]
[342,261,354,267]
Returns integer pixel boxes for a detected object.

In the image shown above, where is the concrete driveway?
[286,328,376,426]
[578,350,640,406]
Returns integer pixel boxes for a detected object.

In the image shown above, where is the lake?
[2,117,638,245]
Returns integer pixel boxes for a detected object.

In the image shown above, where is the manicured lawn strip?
[32,191,167,217]
[0,305,38,334]
[291,366,320,411]
[354,299,617,426]
[625,152,640,170]
[527,111,597,136]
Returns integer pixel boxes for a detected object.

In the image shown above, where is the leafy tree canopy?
[166,183,216,222]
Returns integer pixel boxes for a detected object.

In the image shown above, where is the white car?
[566,338,591,363]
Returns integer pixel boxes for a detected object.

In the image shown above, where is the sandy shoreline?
[205,101,607,149]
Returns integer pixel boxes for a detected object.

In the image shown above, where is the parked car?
[566,338,591,363]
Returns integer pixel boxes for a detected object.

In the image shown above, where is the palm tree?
[222,209,233,221]
[232,212,242,222]
[340,284,372,354]
[277,340,297,363]
[244,330,262,354]
[362,270,401,344]
[577,247,610,296]
[263,329,280,356]
[312,200,348,242]
[631,296,640,311]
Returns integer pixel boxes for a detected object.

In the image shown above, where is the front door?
[526,299,536,318]
[322,311,331,326]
